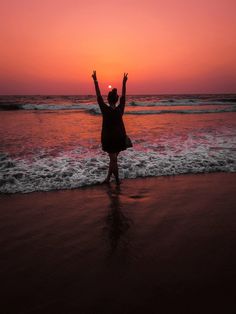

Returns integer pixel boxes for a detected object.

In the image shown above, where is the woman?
[92,70,131,185]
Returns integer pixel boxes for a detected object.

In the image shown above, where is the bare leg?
[104,153,120,184]
[103,154,113,183]
[113,153,121,185]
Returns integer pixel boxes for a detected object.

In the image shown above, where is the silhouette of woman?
[92,71,132,184]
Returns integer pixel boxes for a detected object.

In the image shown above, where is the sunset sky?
[1,0,236,95]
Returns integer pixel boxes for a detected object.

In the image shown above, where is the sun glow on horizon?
[0,0,236,94]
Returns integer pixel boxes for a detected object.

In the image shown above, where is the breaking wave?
[1,94,236,115]
[2,103,233,115]
[88,107,236,115]
[0,146,235,194]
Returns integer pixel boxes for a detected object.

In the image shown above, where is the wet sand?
[0,173,236,314]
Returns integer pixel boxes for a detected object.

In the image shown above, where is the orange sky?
[0,0,236,94]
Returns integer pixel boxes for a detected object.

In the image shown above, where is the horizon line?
[1,92,236,96]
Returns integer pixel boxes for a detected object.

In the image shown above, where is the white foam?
[21,103,98,111]
[129,100,236,107]
[1,101,235,115]
[1,143,235,194]
[87,107,236,115]
[126,108,236,114]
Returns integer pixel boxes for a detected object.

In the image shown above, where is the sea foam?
[1,144,235,194]
[0,102,235,115]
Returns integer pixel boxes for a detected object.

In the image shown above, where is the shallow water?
[0,94,236,193]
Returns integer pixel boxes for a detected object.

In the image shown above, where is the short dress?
[97,95,127,153]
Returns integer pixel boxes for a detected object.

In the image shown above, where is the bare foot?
[115,179,121,185]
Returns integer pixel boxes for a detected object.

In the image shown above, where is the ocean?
[0,94,235,193]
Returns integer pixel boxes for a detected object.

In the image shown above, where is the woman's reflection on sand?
[104,184,132,257]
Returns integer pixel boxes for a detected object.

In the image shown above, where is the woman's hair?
[107,88,119,104]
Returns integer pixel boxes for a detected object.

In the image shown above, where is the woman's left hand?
[92,70,97,81]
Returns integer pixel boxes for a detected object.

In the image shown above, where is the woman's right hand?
[123,72,128,84]
[92,70,97,81]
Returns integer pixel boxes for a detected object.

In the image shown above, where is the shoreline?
[1,170,236,195]
[1,172,236,313]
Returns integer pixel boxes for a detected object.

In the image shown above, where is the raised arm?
[92,70,102,97]
[119,72,128,114]
[92,70,105,111]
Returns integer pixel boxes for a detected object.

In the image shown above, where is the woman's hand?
[92,70,97,81]
[123,72,128,84]
[92,70,102,98]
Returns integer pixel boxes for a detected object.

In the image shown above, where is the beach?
[0,94,236,194]
[1,172,236,314]
[0,94,236,313]
[1,0,236,311]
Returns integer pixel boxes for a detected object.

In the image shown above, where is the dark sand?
[0,173,236,314]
